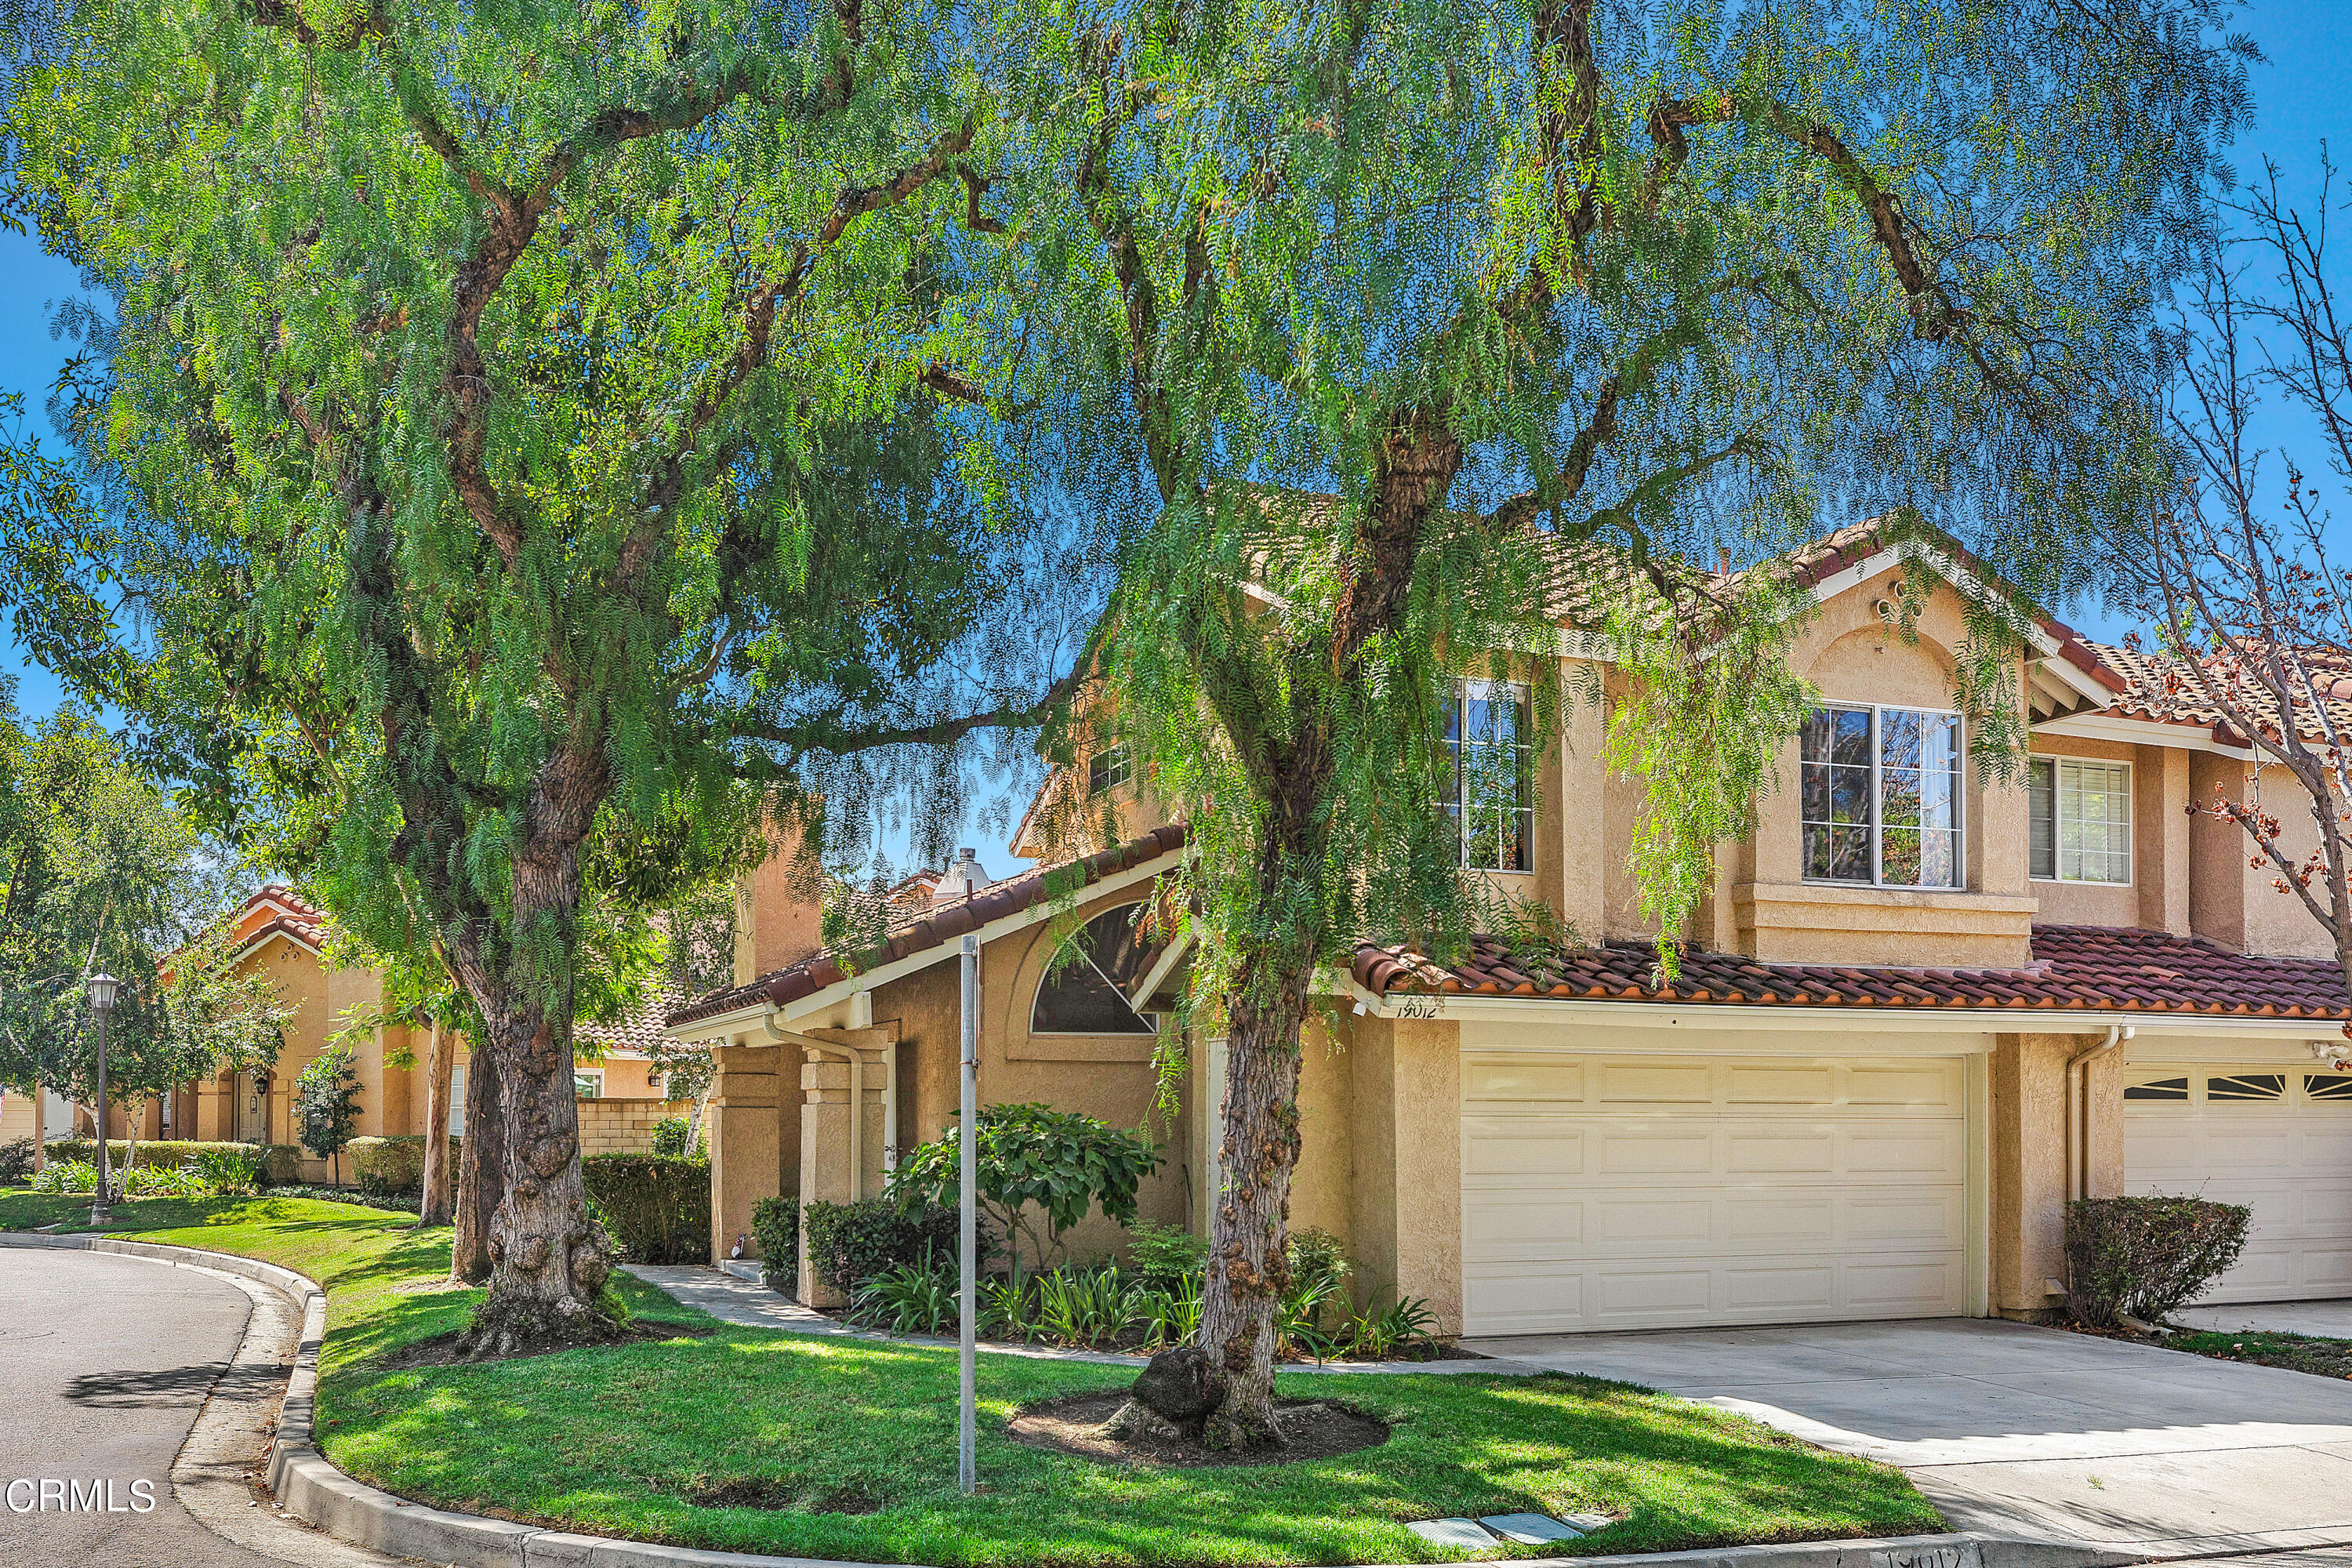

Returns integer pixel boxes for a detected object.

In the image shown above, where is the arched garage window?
[1032,903,1164,1035]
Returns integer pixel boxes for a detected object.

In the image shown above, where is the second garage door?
[1461,1052,1973,1335]
[2125,1064,2352,1302]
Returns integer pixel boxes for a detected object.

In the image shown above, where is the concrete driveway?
[2171,1298,2352,1336]
[1469,1316,2352,1552]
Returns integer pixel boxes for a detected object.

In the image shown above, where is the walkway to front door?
[1470,1316,2352,1552]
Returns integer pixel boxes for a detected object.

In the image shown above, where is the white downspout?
[2066,1024,2133,1203]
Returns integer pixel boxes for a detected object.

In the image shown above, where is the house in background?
[673,521,2352,1333]
[67,885,686,1178]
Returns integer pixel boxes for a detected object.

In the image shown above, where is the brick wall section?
[577,1097,693,1156]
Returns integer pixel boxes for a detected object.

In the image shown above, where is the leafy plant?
[889,1103,1162,1283]
[1286,1226,1349,1293]
[1036,1264,1145,1348]
[1347,1297,1439,1360]
[31,1160,96,1194]
[191,1144,263,1196]
[123,1165,208,1197]
[651,1116,701,1159]
[848,1251,960,1336]
[802,1198,964,1297]
[979,1276,1040,1344]
[1138,1272,1203,1349]
[1126,1220,1208,1286]
[293,1044,364,1186]
[750,1195,797,1294]
[1276,1269,1347,1364]
[2065,1195,2252,1327]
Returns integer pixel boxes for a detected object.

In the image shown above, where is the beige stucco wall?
[2187,755,2336,957]
[1343,1013,1465,1332]
[1989,1030,2124,1319]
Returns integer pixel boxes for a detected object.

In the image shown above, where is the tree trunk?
[419,1022,453,1226]
[452,745,619,1356]
[449,1044,505,1283]
[1199,950,1311,1450]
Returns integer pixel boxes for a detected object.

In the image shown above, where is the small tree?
[294,1045,363,1189]
[889,1102,1163,1285]
[2122,161,2352,1010]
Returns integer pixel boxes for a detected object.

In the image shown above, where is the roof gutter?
[1344,985,2344,1036]
[2067,1024,2132,1203]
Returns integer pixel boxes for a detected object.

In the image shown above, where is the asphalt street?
[0,1246,313,1567]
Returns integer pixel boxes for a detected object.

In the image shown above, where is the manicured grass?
[2162,1328,2352,1379]
[0,1190,1946,1565]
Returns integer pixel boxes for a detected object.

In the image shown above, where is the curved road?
[0,1246,387,1567]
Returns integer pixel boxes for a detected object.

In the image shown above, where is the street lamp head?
[86,971,119,1014]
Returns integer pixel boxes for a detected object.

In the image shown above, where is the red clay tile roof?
[579,977,688,1058]
[236,884,328,951]
[1352,924,2351,1019]
[2085,639,2352,748]
[665,825,1188,1029]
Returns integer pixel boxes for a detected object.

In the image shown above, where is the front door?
[236,1071,269,1145]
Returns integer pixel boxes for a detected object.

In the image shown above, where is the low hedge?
[347,1134,457,1196]
[2065,1194,2252,1327]
[801,1197,960,1296]
[45,1138,306,1184]
[583,1152,710,1265]
[750,1194,797,1293]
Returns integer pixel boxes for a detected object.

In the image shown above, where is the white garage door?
[2124,1065,2352,1303]
[1461,1053,1972,1335]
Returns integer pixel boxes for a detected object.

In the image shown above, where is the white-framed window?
[1087,742,1131,796]
[1444,679,1533,873]
[2028,757,2132,885]
[574,1069,604,1101]
[1801,703,1964,889]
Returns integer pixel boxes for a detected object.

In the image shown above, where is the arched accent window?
[1032,902,1166,1035]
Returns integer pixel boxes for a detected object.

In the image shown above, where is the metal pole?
[89,1004,111,1228]
[958,927,978,1494]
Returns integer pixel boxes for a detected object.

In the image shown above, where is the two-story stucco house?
[669,522,2352,1334]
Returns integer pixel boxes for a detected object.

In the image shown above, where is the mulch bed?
[379,1316,713,1370]
[1006,1389,1391,1468]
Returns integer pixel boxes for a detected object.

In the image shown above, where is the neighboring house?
[71,886,686,1177]
[671,520,2352,1334]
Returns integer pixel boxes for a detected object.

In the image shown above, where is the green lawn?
[2161,1328,2352,1380]
[0,1189,1946,1565]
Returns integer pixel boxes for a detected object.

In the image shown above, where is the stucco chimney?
[932,847,986,906]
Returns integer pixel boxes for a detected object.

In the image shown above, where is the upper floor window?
[1444,680,1531,873]
[1801,704,1962,889]
[1087,742,1131,796]
[2028,757,2131,885]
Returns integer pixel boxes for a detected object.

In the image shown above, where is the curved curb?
[0,1231,2227,1568]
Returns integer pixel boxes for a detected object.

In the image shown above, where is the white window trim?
[1802,701,1968,891]
[573,1068,605,1100]
[2028,754,2134,887]
[1450,677,1534,875]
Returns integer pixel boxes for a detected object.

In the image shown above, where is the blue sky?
[0,0,2341,877]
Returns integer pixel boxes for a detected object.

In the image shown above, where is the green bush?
[888,1102,1161,1277]
[582,1152,710,1265]
[849,1253,960,1335]
[43,1138,234,1171]
[0,1136,33,1182]
[31,1160,96,1193]
[2065,1195,2252,1327]
[192,1145,264,1195]
[651,1116,702,1158]
[1125,1219,1207,1285]
[347,1135,427,1196]
[802,1197,961,1296]
[258,1144,303,1184]
[267,1184,421,1214]
[750,1195,797,1293]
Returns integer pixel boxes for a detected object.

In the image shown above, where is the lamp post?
[86,971,119,1228]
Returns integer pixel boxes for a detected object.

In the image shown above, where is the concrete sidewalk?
[1469,1316,2352,1552]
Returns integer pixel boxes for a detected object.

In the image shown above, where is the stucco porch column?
[796,1040,891,1309]
[706,1043,785,1270]
[1347,1014,1465,1336]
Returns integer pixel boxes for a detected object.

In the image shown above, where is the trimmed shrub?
[651,1116,702,1158]
[802,1197,961,1296]
[267,1184,421,1214]
[259,1144,303,1185]
[0,1136,33,1182]
[2065,1195,2252,1327]
[43,1138,234,1171]
[348,1135,428,1196]
[582,1152,710,1265]
[750,1195,797,1292]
